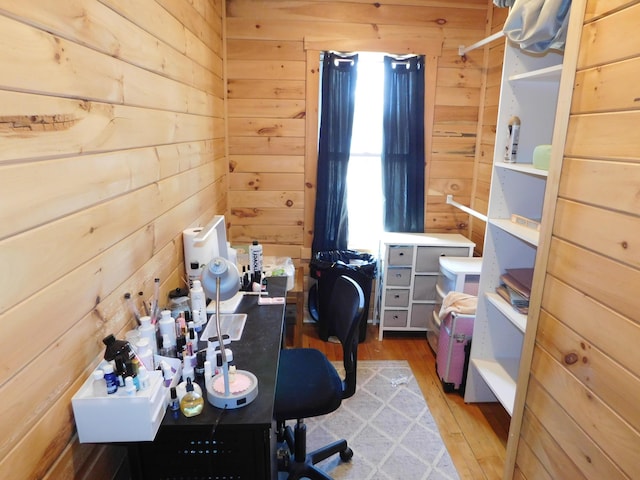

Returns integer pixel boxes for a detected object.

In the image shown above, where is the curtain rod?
[446,195,487,222]
[458,31,505,56]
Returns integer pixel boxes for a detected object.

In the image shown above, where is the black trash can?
[308,250,377,343]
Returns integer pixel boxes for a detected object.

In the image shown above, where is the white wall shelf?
[464,35,564,415]
[471,357,519,415]
[486,292,527,333]
[489,218,540,246]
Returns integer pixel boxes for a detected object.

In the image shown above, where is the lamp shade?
[201,257,241,301]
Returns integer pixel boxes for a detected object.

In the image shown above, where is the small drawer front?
[463,274,480,296]
[413,275,438,300]
[410,303,435,328]
[383,310,408,328]
[384,289,410,307]
[437,266,458,295]
[385,267,412,287]
[415,246,470,272]
[387,246,413,266]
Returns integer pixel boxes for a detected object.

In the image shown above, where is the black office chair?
[275,274,365,480]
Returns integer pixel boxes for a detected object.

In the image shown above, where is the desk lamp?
[200,257,258,409]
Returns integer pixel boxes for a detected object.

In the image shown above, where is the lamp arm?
[214,277,231,397]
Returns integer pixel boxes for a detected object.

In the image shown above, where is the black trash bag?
[308,250,377,342]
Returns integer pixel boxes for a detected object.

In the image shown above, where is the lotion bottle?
[190,280,207,315]
[249,240,263,274]
[138,315,158,354]
[158,310,177,348]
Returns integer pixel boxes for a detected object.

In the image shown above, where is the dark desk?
[128,277,287,479]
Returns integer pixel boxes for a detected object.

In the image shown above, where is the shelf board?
[489,218,540,246]
[486,292,527,333]
[495,162,549,178]
[471,357,520,415]
[509,64,562,82]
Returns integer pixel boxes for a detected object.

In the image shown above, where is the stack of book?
[496,267,533,314]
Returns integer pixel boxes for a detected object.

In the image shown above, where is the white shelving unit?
[463,36,564,416]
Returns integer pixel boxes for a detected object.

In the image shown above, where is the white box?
[72,370,168,443]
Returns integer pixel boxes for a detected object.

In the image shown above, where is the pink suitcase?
[436,312,474,394]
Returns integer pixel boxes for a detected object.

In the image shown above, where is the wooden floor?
[293,323,510,480]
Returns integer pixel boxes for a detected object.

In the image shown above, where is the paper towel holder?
[183,215,230,285]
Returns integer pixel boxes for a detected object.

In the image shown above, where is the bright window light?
[347,53,384,253]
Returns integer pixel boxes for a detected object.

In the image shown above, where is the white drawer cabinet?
[376,233,474,340]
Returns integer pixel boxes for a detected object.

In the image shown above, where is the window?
[346,53,384,253]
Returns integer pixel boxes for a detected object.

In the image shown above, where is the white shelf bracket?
[458,31,505,56]
[446,195,488,222]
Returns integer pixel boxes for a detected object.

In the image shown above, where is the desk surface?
[129,277,286,479]
[162,276,287,429]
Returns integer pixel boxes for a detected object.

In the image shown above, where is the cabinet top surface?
[381,232,475,247]
[439,256,483,274]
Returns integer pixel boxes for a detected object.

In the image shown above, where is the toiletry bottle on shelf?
[504,115,521,163]
[190,280,207,316]
[92,369,107,396]
[180,378,204,417]
[103,364,118,394]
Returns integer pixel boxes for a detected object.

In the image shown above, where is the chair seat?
[275,348,343,421]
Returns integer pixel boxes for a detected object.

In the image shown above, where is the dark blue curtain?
[311,52,358,253]
[382,55,425,233]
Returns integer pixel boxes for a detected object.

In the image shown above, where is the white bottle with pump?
[190,280,207,315]
[249,240,263,274]
[137,315,158,355]
[136,337,155,371]
[158,310,177,349]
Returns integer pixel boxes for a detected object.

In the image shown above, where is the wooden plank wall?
[225,0,492,265]
[469,4,508,255]
[511,1,640,478]
[0,1,225,478]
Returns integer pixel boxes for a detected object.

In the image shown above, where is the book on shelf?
[500,268,533,299]
[496,285,529,314]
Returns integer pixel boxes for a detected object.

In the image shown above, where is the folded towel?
[439,291,478,321]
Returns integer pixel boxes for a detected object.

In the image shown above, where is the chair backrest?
[325,275,365,399]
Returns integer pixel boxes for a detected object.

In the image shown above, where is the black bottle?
[102,334,135,363]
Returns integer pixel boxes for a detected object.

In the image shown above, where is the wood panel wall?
[469,4,508,255]
[225,0,492,265]
[508,0,640,478]
[0,1,225,478]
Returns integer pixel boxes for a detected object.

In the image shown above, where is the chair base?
[277,420,353,480]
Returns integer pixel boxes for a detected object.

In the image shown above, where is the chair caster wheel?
[340,447,353,462]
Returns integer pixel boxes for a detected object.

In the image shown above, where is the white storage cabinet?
[464,36,564,415]
[377,233,474,340]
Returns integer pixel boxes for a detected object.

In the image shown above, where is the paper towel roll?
[183,227,217,284]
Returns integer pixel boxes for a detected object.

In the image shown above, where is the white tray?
[201,313,248,342]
